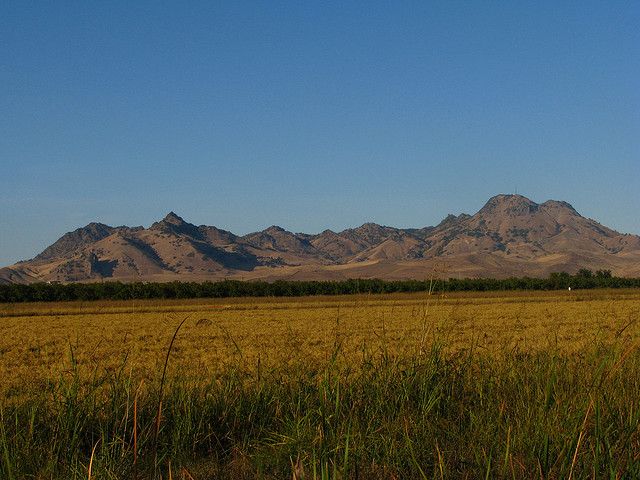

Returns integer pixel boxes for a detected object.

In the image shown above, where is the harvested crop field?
[1,289,640,478]
[2,290,639,395]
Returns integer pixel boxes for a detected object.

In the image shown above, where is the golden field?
[2,289,639,399]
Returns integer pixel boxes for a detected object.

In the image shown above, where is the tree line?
[0,270,638,303]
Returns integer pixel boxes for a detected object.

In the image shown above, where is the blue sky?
[1,1,638,266]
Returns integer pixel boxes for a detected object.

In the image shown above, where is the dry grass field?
[2,290,639,398]
[1,289,640,478]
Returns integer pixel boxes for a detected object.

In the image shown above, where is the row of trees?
[0,270,638,303]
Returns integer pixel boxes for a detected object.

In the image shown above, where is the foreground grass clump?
[2,340,639,479]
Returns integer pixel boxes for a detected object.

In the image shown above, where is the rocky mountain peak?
[541,200,579,215]
[34,222,116,261]
[149,212,204,240]
[436,214,463,228]
[479,194,540,216]
[264,225,286,234]
[161,212,186,225]
[150,212,188,229]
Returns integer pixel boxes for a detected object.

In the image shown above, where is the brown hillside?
[1,194,638,284]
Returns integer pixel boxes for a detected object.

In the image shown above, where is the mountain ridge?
[2,194,639,284]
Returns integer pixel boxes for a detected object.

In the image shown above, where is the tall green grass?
[1,338,639,478]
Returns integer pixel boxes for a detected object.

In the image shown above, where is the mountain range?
[1,194,639,284]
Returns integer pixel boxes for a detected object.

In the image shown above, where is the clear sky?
[1,1,639,266]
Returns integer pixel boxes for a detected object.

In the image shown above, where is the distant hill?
[2,194,639,284]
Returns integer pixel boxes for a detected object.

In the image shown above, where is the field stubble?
[2,290,639,394]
